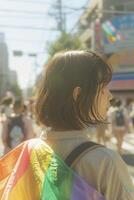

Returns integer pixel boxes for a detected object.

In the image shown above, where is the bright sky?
[0,0,88,89]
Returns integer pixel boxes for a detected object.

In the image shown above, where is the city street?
[0,0,134,199]
[0,121,134,184]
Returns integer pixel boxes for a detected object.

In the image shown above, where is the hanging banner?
[103,15,134,53]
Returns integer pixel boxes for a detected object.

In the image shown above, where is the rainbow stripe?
[102,20,123,43]
[0,139,105,200]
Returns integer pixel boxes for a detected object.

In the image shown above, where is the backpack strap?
[65,141,104,168]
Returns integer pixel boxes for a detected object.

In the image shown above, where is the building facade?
[78,0,134,98]
[0,33,11,98]
[0,33,19,99]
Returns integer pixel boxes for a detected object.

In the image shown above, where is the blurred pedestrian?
[0,96,13,121]
[1,98,35,154]
[111,99,129,154]
[126,98,134,131]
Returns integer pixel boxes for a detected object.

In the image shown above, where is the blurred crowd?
[96,98,134,154]
[0,92,134,156]
[0,93,37,155]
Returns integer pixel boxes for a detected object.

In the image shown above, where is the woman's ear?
[73,86,81,101]
[100,86,106,95]
[101,88,105,95]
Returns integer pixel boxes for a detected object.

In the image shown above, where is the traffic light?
[13,50,23,56]
[28,53,37,57]
[13,51,37,57]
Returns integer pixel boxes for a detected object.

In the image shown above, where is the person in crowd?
[111,99,129,154]
[34,50,133,199]
[1,98,35,154]
[0,96,13,121]
[126,98,134,131]
[28,98,35,119]
[22,103,28,116]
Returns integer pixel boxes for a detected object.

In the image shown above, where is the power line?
[62,5,85,11]
[0,0,53,5]
[0,8,74,17]
[0,14,47,20]
[67,7,134,15]
[2,7,133,16]
[70,8,134,33]
[0,24,58,31]
[49,0,67,32]
[69,0,89,32]
[0,9,48,16]
[58,6,134,14]
[6,38,46,43]
[58,0,63,32]
[0,0,85,11]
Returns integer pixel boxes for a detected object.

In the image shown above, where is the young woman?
[34,50,133,199]
[0,50,133,200]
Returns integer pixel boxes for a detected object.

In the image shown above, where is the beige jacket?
[44,128,134,200]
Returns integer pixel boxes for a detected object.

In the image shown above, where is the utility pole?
[48,0,66,33]
[56,0,67,32]
[58,0,63,32]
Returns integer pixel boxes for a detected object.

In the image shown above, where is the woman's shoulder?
[78,145,133,186]
[81,145,123,167]
[83,146,134,194]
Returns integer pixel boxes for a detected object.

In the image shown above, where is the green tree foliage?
[10,83,22,97]
[47,32,81,58]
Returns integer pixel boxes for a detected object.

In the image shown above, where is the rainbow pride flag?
[0,139,105,200]
[102,20,123,43]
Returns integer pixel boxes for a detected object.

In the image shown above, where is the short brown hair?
[35,50,112,130]
[13,98,23,110]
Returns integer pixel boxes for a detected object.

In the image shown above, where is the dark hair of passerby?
[0,97,13,106]
[126,98,133,106]
[35,50,112,130]
[115,99,122,107]
[23,104,27,112]
[13,99,23,113]
[110,98,116,107]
